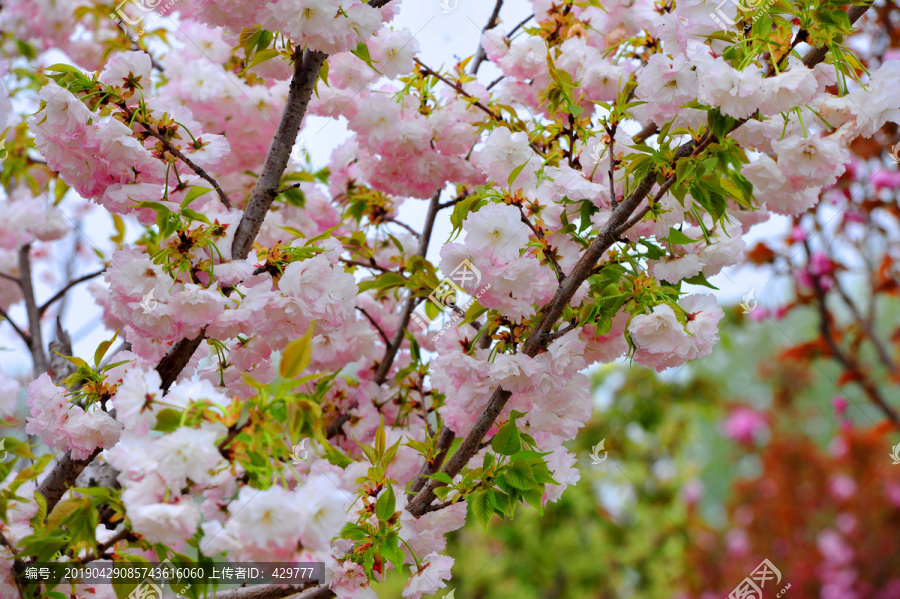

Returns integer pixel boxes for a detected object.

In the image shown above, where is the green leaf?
[468,488,492,530]
[93,330,119,367]
[682,272,719,289]
[427,472,454,485]
[508,160,529,186]
[247,48,282,71]
[490,421,521,456]
[664,227,700,245]
[180,186,213,208]
[506,460,537,490]
[357,271,408,294]
[380,533,406,570]
[182,208,212,225]
[280,321,316,379]
[341,523,369,541]
[375,484,396,521]
[153,408,183,433]
[351,41,381,74]
[46,496,89,530]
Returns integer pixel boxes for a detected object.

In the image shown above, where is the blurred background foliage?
[375,297,900,598]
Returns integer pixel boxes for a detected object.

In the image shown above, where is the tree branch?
[0,529,27,598]
[19,245,48,377]
[372,189,442,385]
[117,103,232,209]
[803,241,900,429]
[0,271,21,286]
[405,3,878,514]
[470,0,504,75]
[39,268,107,315]
[407,425,455,498]
[383,217,421,239]
[518,206,565,282]
[831,274,897,374]
[231,47,327,261]
[207,584,315,599]
[36,447,103,515]
[355,306,390,345]
[0,306,30,348]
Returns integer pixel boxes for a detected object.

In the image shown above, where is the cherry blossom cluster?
[1,0,898,597]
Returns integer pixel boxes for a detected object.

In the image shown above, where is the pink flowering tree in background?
[0,0,898,597]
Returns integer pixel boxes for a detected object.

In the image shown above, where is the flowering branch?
[405,2,877,513]
[116,103,233,209]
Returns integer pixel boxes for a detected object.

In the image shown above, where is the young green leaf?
[280,321,316,379]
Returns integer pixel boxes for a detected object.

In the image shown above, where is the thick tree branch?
[0,529,26,598]
[36,447,103,515]
[231,47,327,261]
[19,245,48,377]
[408,425,455,498]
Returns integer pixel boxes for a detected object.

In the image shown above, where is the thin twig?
[0,272,21,286]
[831,275,897,373]
[802,240,900,429]
[0,306,30,347]
[39,268,107,315]
[605,123,618,208]
[356,306,390,345]
[339,258,393,274]
[506,13,533,37]
[470,0,505,75]
[116,103,233,209]
[384,217,421,238]
[372,189,442,385]
[518,206,565,282]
